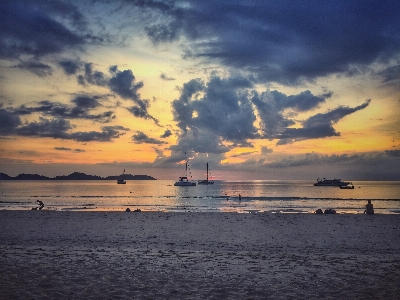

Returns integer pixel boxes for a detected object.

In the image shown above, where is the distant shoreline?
[0,172,156,181]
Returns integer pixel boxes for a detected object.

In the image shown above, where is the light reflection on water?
[0,180,399,214]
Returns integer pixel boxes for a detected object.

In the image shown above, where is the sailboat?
[198,162,214,185]
[117,169,126,184]
[174,154,196,186]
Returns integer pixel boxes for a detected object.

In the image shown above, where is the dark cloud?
[145,21,181,45]
[172,75,257,143]
[132,131,166,145]
[267,152,359,168]
[171,75,370,151]
[142,1,400,85]
[109,69,143,100]
[11,60,53,77]
[66,126,128,142]
[385,150,400,157]
[303,100,371,128]
[0,110,128,142]
[11,96,115,123]
[58,59,82,75]
[16,117,73,138]
[15,118,128,142]
[169,74,256,161]
[0,109,22,134]
[0,0,85,59]
[160,129,172,138]
[261,146,273,155]
[109,68,157,122]
[278,100,373,144]
[252,90,332,140]
[169,131,230,156]
[378,65,400,88]
[78,63,108,86]
[265,150,400,180]
[160,72,175,81]
[77,64,158,122]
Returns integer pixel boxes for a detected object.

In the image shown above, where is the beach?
[1,211,399,299]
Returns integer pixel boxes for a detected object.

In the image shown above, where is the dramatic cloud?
[171,75,367,151]
[132,131,166,145]
[139,1,400,85]
[172,75,257,145]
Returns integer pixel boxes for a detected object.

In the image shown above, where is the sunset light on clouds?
[1,0,399,180]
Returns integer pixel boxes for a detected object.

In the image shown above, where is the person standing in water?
[364,200,374,215]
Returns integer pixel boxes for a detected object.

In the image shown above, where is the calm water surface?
[1,180,399,214]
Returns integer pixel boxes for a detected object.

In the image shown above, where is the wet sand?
[1,211,399,299]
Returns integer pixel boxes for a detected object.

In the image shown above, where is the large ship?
[314,178,350,187]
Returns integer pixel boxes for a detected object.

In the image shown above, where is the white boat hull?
[174,181,196,186]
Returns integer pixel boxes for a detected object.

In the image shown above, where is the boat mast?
[206,163,209,181]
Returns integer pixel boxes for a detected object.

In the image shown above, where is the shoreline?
[1,211,399,299]
[2,205,400,214]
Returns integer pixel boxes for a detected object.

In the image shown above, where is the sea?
[0,180,399,214]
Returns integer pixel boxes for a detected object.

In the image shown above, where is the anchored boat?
[314,177,350,187]
[198,162,214,185]
[117,169,126,184]
[174,154,196,186]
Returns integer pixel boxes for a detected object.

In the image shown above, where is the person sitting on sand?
[36,200,44,210]
[364,200,374,215]
[324,208,336,214]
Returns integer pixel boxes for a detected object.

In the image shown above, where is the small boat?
[117,169,126,184]
[340,183,354,189]
[314,177,350,187]
[174,155,196,186]
[174,176,196,186]
[198,162,214,185]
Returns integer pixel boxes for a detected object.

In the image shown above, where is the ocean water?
[0,180,399,214]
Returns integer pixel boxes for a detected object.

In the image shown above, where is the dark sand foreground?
[1,211,399,299]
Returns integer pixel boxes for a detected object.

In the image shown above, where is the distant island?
[0,172,156,180]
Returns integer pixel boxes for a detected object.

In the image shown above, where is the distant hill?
[0,172,156,180]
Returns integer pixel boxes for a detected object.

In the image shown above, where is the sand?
[1,211,399,299]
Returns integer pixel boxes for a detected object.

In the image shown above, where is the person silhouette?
[364,200,374,215]
[36,200,44,210]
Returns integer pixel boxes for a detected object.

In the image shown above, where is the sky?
[1,0,400,180]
